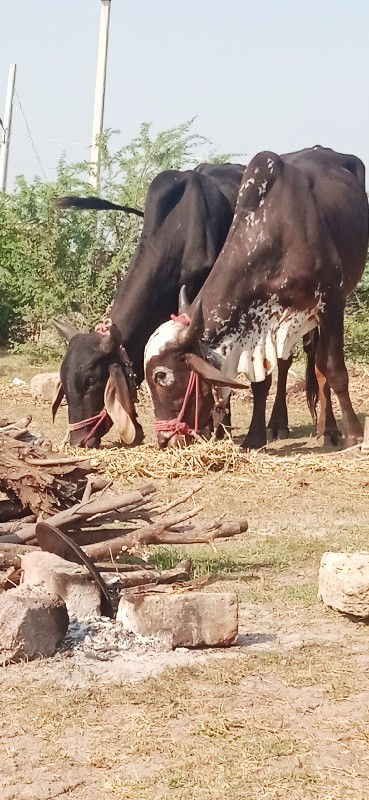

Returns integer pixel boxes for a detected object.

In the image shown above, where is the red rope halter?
[67,318,113,445]
[68,408,109,445]
[154,312,201,439]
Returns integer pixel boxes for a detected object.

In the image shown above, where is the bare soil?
[1,355,369,799]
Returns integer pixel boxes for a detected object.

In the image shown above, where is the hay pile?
[70,435,369,483]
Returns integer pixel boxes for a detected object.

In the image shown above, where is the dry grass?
[2,357,369,800]
[3,647,369,799]
[68,434,369,483]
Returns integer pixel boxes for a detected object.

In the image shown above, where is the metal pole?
[0,64,17,192]
[90,0,111,191]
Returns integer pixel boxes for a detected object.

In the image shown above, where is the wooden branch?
[96,562,155,572]
[83,513,248,560]
[147,518,249,544]
[81,479,93,504]
[0,543,39,569]
[0,416,32,433]
[0,515,37,535]
[153,482,204,516]
[25,456,92,467]
[0,567,22,591]
[0,484,156,544]
[108,560,192,589]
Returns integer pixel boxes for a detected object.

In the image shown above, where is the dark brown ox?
[144,146,368,449]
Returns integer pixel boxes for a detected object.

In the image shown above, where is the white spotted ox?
[144,146,368,449]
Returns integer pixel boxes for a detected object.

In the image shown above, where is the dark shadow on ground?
[235,633,276,648]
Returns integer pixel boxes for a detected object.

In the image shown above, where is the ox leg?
[316,310,362,446]
[241,374,272,450]
[215,397,231,440]
[315,366,343,446]
[267,356,292,440]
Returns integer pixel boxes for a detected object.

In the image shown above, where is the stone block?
[0,585,68,663]
[21,551,101,618]
[117,590,238,648]
[30,372,61,403]
[318,551,369,618]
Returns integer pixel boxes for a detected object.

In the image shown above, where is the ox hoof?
[345,433,363,448]
[266,425,290,442]
[317,429,343,447]
[240,436,267,452]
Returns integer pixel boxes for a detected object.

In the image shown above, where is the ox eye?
[152,366,175,387]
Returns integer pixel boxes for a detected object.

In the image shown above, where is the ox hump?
[236,151,283,213]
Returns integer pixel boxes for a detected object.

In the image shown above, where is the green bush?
[0,122,368,366]
[0,121,230,344]
[345,259,369,362]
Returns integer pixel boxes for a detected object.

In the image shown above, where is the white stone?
[0,585,68,663]
[30,372,61,403]
[318,551,369,618]
[117,591,238,648]
[21,551,101,618]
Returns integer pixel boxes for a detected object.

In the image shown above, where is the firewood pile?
[0,417,248,599]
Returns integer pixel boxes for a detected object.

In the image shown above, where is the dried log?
[0,542,39,568]
[0,566,22,591]
[72,528,138,546]
[83,514,248,560]
[0,515,37,534]
[0,484,156,544]
[25,456,92,467]
[0,415,32,434]
[96,562,155,572]
[108,560,192,589]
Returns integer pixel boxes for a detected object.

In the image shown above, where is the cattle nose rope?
[154,370,200,438]
[68,409,109,445]
[154,312,201,439]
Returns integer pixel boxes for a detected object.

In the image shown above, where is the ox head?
[52,319,144,448]
[144,289,245,448]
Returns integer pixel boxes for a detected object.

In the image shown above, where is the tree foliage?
[0,120,367,363]
[0,120,228,343]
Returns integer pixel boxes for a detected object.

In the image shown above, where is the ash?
[59,616,169,662]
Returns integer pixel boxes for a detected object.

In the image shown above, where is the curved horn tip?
[52,318,79,342]
[178,285,190,314]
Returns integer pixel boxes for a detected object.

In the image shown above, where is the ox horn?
[176,296,204,350]
[178,285,190,314]
[53,318,79,342]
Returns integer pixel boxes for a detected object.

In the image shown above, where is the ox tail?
[54,196,144,217]
[304,328,319,425]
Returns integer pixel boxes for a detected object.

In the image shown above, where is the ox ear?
[178,285,190,314]
[51,380,65,421]
[53,318,79,342]
[185,353,247,390]
[104,365,136,445]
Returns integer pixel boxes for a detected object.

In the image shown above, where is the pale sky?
[1,0,369,188]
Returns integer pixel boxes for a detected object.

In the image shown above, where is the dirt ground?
[1,353,369,800]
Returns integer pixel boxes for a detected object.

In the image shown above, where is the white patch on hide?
[144,320,182,366]
[211,295,324,384]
